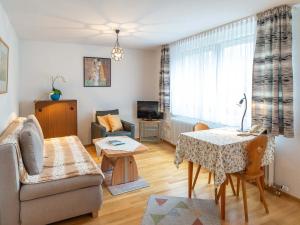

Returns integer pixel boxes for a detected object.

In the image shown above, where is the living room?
[0,0,300,225]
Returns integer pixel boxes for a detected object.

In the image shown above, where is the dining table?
[174,127,275,220]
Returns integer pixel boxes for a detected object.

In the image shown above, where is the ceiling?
[1,0,299,49]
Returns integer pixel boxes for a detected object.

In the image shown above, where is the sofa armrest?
[121,120,135,138]
[91,122,106,141]
[0,143,20,225]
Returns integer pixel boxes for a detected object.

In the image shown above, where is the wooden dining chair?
[191,123,236,196]
[234,135,269,222]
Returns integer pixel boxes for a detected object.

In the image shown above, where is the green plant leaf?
[50,88,62,95]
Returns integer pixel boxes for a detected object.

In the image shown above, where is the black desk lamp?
[237,93,247,132]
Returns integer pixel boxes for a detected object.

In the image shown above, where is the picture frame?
[83,57,111,87]
[0,38,9,94]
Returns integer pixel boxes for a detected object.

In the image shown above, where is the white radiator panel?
[162,117,195,145]
[264,162,275,186]
[162,116,225,145]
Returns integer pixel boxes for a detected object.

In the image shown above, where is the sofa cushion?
[19,135,104,185]
[20,174,103,201]
[19,122,44,175]
[27,114,44,141]
[24,118,44,146]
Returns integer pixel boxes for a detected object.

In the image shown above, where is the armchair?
[91,109,135,142]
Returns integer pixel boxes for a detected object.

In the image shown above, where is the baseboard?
[136,137,175,147]
[245,179,300,202]
[265,186,300,202]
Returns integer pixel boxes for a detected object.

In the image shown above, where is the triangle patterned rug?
[141,195,220,225]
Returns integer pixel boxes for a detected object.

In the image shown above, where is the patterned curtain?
[159,45,170,112]
[252,5,294,137]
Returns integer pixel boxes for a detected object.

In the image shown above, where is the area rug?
[141,195,220,225]
[103,170,149,196]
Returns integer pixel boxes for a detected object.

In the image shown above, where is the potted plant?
[49,75,66,101]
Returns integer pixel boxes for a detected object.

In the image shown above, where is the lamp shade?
[111,29,124,61]
[111,46,124,61]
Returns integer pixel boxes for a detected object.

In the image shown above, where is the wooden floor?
[54,142,300,225]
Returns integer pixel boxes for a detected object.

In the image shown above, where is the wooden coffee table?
[93,136,148,185]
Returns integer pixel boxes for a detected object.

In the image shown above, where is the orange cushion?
[107,115,123,132]
[97,115,111,132]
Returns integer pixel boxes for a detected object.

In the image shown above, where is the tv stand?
[139,120,161,142]
[142,118,159,121]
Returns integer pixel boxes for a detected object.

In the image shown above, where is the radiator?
[162,116,226,145]
[162,116,275,186]
[162,117,195,145]
[264,163,275,186]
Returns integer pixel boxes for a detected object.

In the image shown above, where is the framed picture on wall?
[83,57,111,87]
[0,38,9,94]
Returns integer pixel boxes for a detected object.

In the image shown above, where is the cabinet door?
[35,102,52,138]
[65,101,77,136]
[35,101,77,138]
[50,102,70,138]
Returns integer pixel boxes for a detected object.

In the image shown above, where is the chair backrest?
[193,122,209,131]
[95,109,119,122]
[245,135,268,176]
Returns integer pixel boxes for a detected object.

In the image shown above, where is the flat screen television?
[137,101,162,120]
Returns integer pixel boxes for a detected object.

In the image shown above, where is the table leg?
[220,178,227,220]
[215,187,218,204]
[101,155,113,172]
[111,156,138,185]
[188,161,193,198]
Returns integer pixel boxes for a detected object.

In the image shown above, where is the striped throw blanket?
[0,118,104,184]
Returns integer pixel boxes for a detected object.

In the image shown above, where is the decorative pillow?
[19,122,44,175]
[24,118,44,146]
[27,114,44,141]
[107,114,123,132]
[97,115,111,132]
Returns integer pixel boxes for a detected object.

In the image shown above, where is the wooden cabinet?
[35,100,77,138]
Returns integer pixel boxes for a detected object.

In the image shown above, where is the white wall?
[19,40,160,145]
[0,3,19,133]
[274,6,300,198]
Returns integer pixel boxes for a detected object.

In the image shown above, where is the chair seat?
[234,170,264,180]
[20,174,103,201]
[106,131,132,137]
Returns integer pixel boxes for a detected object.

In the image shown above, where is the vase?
[50,93,61,101]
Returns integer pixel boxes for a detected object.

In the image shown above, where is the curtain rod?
[167,3,298,46]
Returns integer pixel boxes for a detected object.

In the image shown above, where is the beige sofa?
[0,118,103,225]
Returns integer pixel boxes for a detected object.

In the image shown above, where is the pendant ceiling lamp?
[111,29,124,61]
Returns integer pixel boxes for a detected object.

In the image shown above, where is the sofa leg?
[91,210,98,218]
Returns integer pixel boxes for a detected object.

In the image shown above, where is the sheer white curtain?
[170,17,256,128]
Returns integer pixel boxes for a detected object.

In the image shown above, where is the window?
[170,17,256,128]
